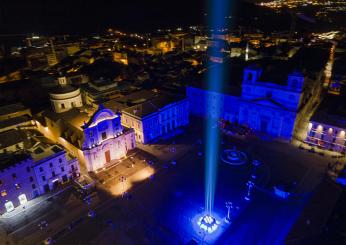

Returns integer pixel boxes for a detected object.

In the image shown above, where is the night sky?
[0,1,341,36]
[0,0,209,34]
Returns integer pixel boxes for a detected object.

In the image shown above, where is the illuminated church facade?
[187,65,322,141]
[39,83,136,173]
[82,107,136,172]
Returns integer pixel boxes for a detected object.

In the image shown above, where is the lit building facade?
[0,154,37,214]
[306,122,346,153]
[0,144,80,214]
[238,68,305,139]
[187,65,323,141]
[30,144,80,195]
[121,96,189,144]
[82,107,136,171]
[305,90,346,153]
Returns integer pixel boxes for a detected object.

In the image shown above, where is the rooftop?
[0,103,29,117]
[49,84,79,95]
[311,86,346,129]
[122,94,186,119]
[43,106,96,130]
[80,81,119,96]
[104,100,127,113]
[0,130,27,149]
[115,90,158,106]
[29,142,64,163]
[187,58,245,96]
[0,152,31,171]
[0,115,32,130]
[189,45,329,95]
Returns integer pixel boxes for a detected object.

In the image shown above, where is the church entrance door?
[105,150,111,162]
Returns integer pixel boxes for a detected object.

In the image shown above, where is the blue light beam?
[205,0,229,214]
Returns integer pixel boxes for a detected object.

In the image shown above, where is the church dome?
[49,85,83,113]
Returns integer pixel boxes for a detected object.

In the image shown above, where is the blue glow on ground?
[192,211,229,243]
[198,214,219,234]
[205,0,229,214]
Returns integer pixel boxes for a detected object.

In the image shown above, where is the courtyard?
[51,122,334,244]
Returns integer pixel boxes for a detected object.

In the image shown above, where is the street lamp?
[119,176,127,197]
[225,201,239,223]
[245,180,255,201]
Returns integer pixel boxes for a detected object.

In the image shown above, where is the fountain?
[221,146,248,166]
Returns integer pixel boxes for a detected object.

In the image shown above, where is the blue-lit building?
[121,95,189,144]
[0,140,79,214]
[187,55,326,141]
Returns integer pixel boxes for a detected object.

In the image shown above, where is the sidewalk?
[1,185,72,219]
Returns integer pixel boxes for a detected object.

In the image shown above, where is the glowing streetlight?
[225,201,238,223]
[244,180,255,201]
[119,176,127,197]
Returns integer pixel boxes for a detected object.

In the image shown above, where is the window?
[61,103,65,109]
[15,183,20,189]
[0,180,2,186]
[49,162,53,168]
[247,72,253,81]
[26,166,31,172]
[42,176,46,181]
[5,201,14,212]
[39,167,43,172]
[59,158,62,163]
[1,190,7,197]
[71,165,75,171]
[89,131,93,137]
[52,171,56,177]
[12,173,16,179]
[32,184,36,189]
[29,176,34,182]
[61,167,65,172]
[102,132,107,140]
[18,194,27,205]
